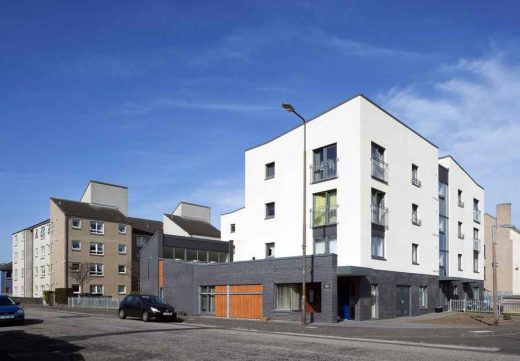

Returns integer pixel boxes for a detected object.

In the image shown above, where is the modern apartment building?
[213,94,485,321]
[11,225,35,297]
[31,220,52,297]
[0,262,13,295]
[484,203,520,296]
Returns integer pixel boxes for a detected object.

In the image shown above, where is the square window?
[90,221,104,235]
[118,244,127,254]
[71,241,81,251]
[275,284,301,311]
[118,285,127,295]
[90,284,103,295]
[118,265,127,274]
[89,264,104,276]
[265,162,275,179]
[72,218,81,229]
[70,263,80,272]
[265,202,275,219]
[118,224,127,234]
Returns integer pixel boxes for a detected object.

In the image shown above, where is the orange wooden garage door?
[214,284,263,320]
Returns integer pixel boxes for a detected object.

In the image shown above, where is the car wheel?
[142,311,150,322]
[118,309,127,319]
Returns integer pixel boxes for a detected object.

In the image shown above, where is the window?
[473,199,480,223]
[473,251,479,273]
[265,202,275,219]
[370,284,378,319]
[458,222,464,239]
[411,204,421,226]
[457,190,464,207]
[136,236,147,247]
[265,162,275,179]
[371,188,387,227]
[419,286,428,309]
[275,284,300,311]
[90,242,104,255]
[473,286,480,300]
[371,234,384,259]
[72,218,81,229]
[40,246,45,258]
[40,227,45,238]
[473,228,479,241]
[458,254,463,271]
[118,285,127,295]
[371,142,388,182]
[90,221,104,235]
[72,285,80,295]
[34,267,38,276]
[70,263,80,272]
[411,164,421,187]
[118,224,127,234]
[34,230,38,239]
[265,243,275,258]
[89,264,104,276]
[312,144,337,183]
[35,248,38,257]
[312,190,337,227]
[118,265,127,274]
[230,224,236,233]
[314,235,337,255]
[118,244,127,254]
[412,243,419,264]
[200,286,215,313]
[40,266,45,277]
[90,285,103,295]
[72,241,81,251]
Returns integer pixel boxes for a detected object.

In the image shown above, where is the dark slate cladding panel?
[439,165,449,184]
[159,255,338,323]
[313,225,337,238]
[163,234,230,252]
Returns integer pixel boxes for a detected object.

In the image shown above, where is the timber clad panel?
[158,260,164,289]
[214,284,263,319]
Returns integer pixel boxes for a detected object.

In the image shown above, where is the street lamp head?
[282,103,295,113]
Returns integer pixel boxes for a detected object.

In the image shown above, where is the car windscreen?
[141,295,166,305]
[0,297,15,306]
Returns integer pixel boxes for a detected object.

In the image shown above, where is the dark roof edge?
[50,197,129,222]
[245,93,438,152]
[11,218,50,235]
[439,155,485,190]
[221,207,245,216]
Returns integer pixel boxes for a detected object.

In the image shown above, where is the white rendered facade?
[11,229,33,297]
[31,221,51,297]
[222,95,483,281]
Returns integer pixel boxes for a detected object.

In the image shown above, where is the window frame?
[274,284,301,312]
[71,218,82,229]
[71,240,81,251]
[89,263,104,277]
[412,243,419,265]
[230,224,236,233]
[90,221,105,235]
[118,265,127,274]
[118,285,127,295]
[419,286,428,309]
[371,234,385,260]
[265,202,275,219]
[265,162,275,180]
[458,254,463,271]
[265,242,275,258]
[89,242,104,256]
[118,244,127,255]
[118,223,127,234]
[90,284,104,295]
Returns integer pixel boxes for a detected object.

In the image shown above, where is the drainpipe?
[64,216,69,291]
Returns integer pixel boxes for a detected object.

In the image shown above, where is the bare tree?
[68,262,93,295]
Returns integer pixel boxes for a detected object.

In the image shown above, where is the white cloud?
[379,51,520,222]
[323,37,424,59]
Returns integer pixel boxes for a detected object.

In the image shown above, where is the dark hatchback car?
[0,295,24,325]
[118,294,176,322]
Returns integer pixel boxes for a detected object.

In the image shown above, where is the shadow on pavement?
[0,318,44,327]
[0,329,85,360]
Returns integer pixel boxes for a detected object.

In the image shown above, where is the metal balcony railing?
[311,158,337,183]
[411,217,422,226]
[473,209,481,223]
[458,200,464,208]
[411,177,422,188]
[371,158,388,182]
[458,233,465,239]
[371,205,389,228]
[310,206,338,227]
[473,238,481,251]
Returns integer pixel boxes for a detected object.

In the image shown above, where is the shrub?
[42,290,54,305]
[54,288,74,304]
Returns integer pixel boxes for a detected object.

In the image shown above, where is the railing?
[458,233,465,239]
[473,209,481,223]
[68,296,120,309]
[458,200,464,208]
[411,217,422,226]
[311,158,337,183]
[371,158,388,182]
[371,205,388,228]
[411,177,422,188]
[449,299,494,313]
[310,207,337,227]
[473,238,481,251]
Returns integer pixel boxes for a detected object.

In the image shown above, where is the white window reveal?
[90,221,104,235]
[90,285,104,295]
[118,265,127,274]
[90,242,104,256]
[72,218,81,229]
[89,264,104,276]
[72,240,81,251]
[118,224,127,234]
[118,244,127,254]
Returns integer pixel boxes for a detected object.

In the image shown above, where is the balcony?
[371,205,389,228]
[411,217,422,226]
[473,209,481,223]
[311,207,337,227]
[411,177,422,188]
[458,233,465,240]
[371,158,388,183]
[458,200,464,208]
[473,238,481,251]
[311,158,337,183]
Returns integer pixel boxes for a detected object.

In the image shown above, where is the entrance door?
[396,286,410,317]
[214,284,263,319]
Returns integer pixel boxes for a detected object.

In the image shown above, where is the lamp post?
[282,103,307,325]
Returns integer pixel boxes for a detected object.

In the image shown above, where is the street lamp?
[282,103,307,325]
[492,222,517,326]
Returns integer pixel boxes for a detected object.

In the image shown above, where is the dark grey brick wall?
[160,255,338,323]
[139,231,161,296]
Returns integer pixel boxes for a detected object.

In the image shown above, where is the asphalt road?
[0,308,518,361]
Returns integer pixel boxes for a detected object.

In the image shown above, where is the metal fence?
[68,297,120,309]
[449,298,520,315]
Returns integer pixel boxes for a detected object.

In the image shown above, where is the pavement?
[0,306,518,360]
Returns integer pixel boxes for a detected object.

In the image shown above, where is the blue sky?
[1,1,520,262]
